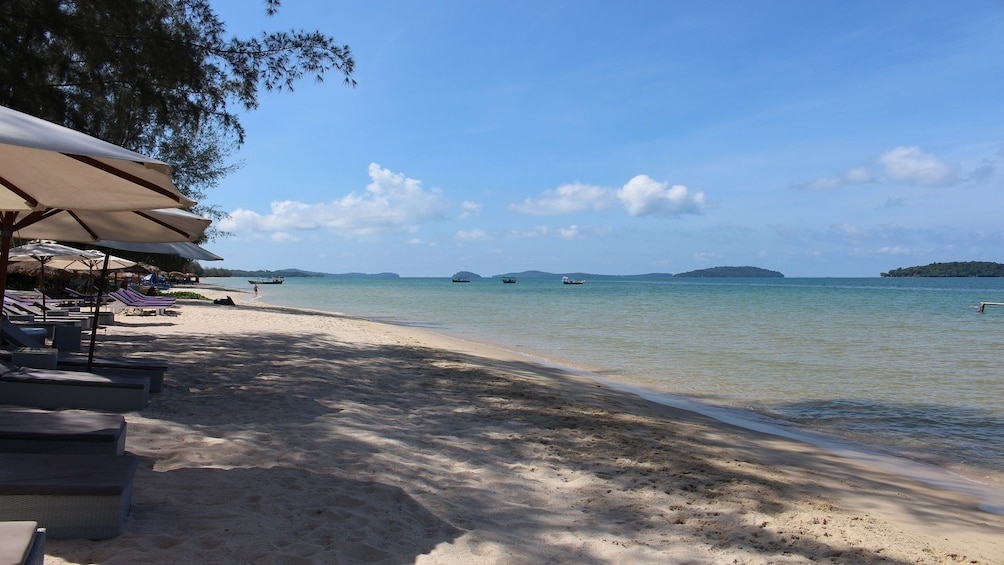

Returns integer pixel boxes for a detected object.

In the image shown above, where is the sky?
[202,0,1004,277]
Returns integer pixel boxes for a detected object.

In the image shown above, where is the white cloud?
[878,146,956,186]
[511,175,706,218]
[221,163,447,238]
[456,229,490,241]
[798,146,958,190]
[459,200,483,219]
[558,225,583,239]
[801,167,873,191]
[878,245,910,255]
[616,175,706,217]
[508,226,552,238]
[509,182,613,215]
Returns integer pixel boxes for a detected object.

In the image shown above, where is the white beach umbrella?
[7,241,105,320]
[0,105,196,302]
[97,240,224,261]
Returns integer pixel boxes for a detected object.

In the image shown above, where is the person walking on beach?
[254,284,259,296]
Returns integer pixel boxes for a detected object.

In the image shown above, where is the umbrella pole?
[0,217,12,313]
[87,254,112,371]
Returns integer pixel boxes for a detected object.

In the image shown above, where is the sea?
[208,275,1004,512]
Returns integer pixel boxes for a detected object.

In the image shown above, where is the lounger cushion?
[0,370,145,390]
[0,408,126,455]
[0,520,44,565]
[0,366,150,412]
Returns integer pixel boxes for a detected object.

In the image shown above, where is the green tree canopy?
[0,0,355,238]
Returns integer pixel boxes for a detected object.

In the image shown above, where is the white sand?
[42,287,1003,564]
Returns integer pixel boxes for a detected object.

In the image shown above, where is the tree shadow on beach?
[50,305,1000,564]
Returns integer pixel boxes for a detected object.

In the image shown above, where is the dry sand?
[42,287,1003,564]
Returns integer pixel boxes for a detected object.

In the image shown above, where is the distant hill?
[674,266,784,278]
[881,261,1004,277]
[201,267,326,278]
[491,271,675,281]
[323,272,400,279]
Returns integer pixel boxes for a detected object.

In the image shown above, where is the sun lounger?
[117,287,176,306]
[0,521,45,565]
[0,408,126,455]
[0,364,149,412]
[106,289,172,315]
[0,318,45,349]
[46,354,168,393]
[0,453,138,539]
[0,347,168,393]
[3,294,94,328]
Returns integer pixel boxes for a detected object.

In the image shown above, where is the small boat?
[452,277,471,283]
[249,276,284,285]
[562,276,585,285]
[501,277,517,284]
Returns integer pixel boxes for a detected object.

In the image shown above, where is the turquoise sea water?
[209,276,1004,502]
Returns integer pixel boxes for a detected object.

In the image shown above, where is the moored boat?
[249,276,284,285]
[501,277,517,284]
[561,276,585,285]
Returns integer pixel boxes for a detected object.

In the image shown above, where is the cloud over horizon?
[511,175,706,217]
[799,146,958,190]
[219,163,447,239]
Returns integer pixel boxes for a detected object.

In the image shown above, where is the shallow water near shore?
[209,275,1004,498]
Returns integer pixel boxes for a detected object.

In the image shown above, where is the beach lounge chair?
[0,362,149,412]
[0,452,138,539]
[0,328,170,392]
[42,353,168,393]
[115,288,176,307]
[0,317,45,349]
[106,289,172,315]
[0,521,45,565]
[0,408,126,456]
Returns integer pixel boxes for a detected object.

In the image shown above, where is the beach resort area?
[22,286,1004,564]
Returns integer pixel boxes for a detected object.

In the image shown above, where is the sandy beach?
[40,287,1003,564]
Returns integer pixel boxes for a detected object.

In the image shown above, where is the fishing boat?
[501,277,517,284]
[451,277,471,283]
[562,276,585,285]
[249,276,284,285]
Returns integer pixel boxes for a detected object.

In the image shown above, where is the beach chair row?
[0,310,172,547]
[107,287,177,315]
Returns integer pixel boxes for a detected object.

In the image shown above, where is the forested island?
[880,262,1004,277]
[674,266,784,278]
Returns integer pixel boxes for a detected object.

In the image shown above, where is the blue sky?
[204,1,1003,277]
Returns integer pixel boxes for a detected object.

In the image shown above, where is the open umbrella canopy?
[0,105,203,305]
[7,241,106,319]
[97,239,223,261]
[33,251,136,273]
[10,207,211,244]
[0,105,193,212]
[8,240,105,264]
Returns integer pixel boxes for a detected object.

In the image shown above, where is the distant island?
[488,270,675,281]
[881,261,1004,277]
[201,267,399,280]
[674,266,784,278]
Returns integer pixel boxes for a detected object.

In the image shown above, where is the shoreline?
[42,285,1003,563]
[220,282,1004,516]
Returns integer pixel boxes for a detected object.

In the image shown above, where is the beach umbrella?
[7,241,105,320]
[0,104,195,303]
[46,250,138,294]
[97,240,223,261]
